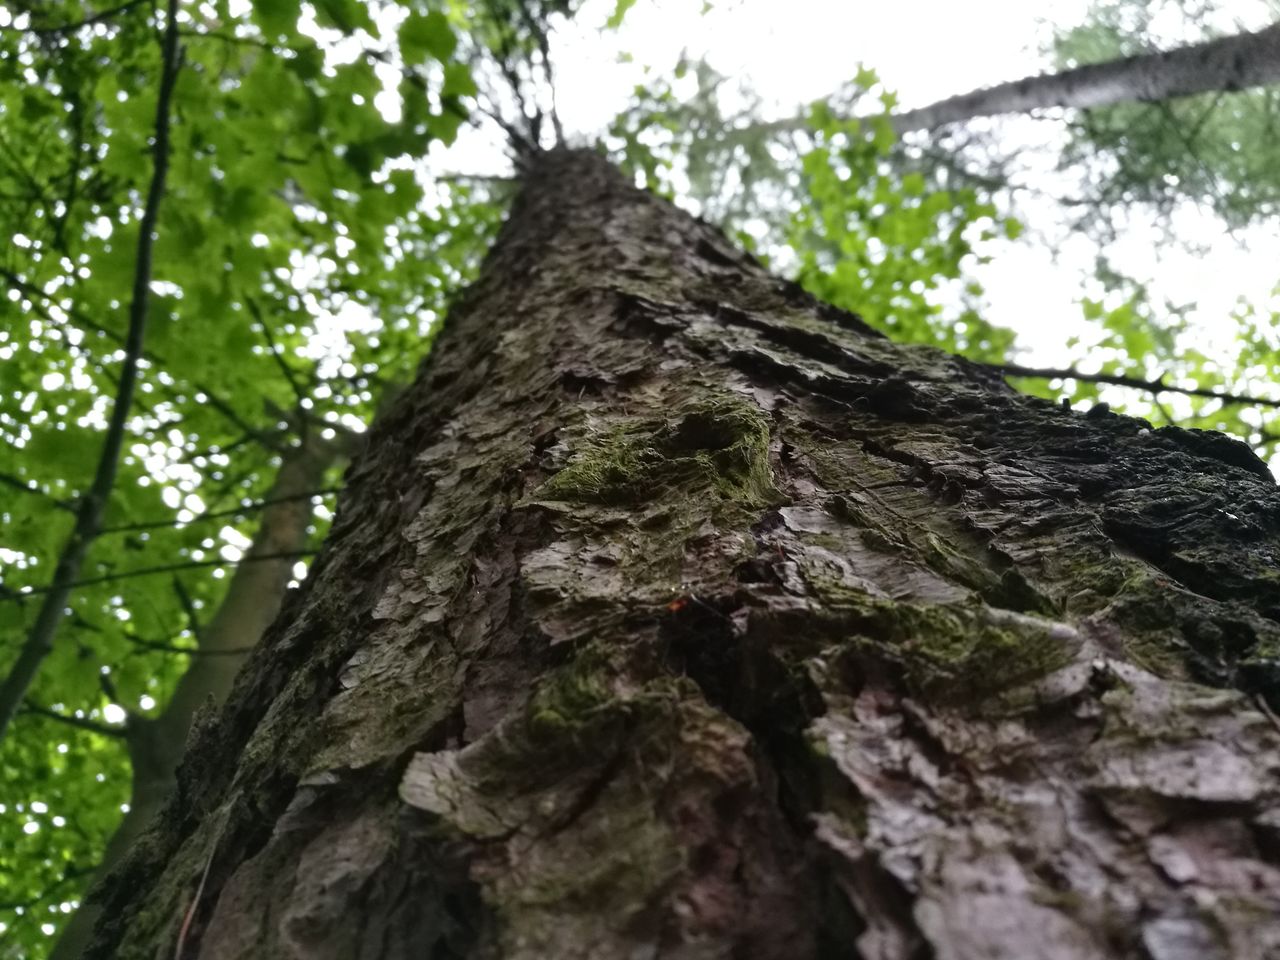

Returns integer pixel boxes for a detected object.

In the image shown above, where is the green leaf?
[428,107,465,145]
[399,11,456,65]
[313,0,376,34]
[442,62,477,99]
[252,0,301,36]
[606,0,639,29]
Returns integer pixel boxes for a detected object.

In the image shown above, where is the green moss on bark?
[804,577,1074,704]
[540,396,778,511]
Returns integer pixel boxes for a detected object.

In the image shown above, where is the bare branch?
[124,635,256,657]
[245,297,311,413]
[998,363,1280,410]
[4,550,317,600]
[21,700,126,738]
[0,470,76,512]
[0,268,287,453]
[98,488,340,535]
[516,0,564,145]
[1,0,148,35]
[171,574,203,641]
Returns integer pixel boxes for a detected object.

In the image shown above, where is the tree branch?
[4,550,317,599]
[98,487,339,534]
[123,635,256,657]
[0,0,184,742]
[516,0,563,145]
[171,574,203,641]
[245,296,311,412]
[0,470,76,512]
[998,362,1280,410]
[20,700,126,738]
[2,0,148,35]
[0,268,288,454]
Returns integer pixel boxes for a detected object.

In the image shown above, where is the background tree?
[1026,0,1280,455]
[1050,0,1280,238]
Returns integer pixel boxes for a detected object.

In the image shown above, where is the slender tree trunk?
[85,148,1280,960]
[891,21,1280,133]
[54,437,342,960]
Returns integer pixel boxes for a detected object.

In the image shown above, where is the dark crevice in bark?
[690,294,896,378]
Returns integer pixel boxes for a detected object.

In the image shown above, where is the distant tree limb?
[97,487,340,534]
[746,22,1280,145]
[0,471,76,512]
[0,0,184,741]
[888,22,1280,134]
[3,550,317,599]
[1,0,148,35]
[0,267,289,454]
[245,297,312,412]
[20,700,126,738]
[121,635,256,657]
[998,362,1280,410]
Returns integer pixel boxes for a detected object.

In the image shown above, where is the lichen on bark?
[88,149,1280,960]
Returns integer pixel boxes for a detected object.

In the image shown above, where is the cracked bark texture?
[52,435,345,960]
[87,148,1280,960]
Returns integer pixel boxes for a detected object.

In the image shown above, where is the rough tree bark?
[52,437,344,960]
[889,20,1280,133]
[86,148,1280,960]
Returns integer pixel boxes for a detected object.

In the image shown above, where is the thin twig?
[124,635,255,657]
[172,575,203,641]
[21,700,126,738]
[1,0,148,35]
[1255,693,1280,735]
[516,0,563,145]
[174,811,230,960]
[98,487,340,534]
[0,268,286,452]
[998,362,1280,410]
[4,551,317,600]
[245,297,311,412]
[0,471,76,512]
[483,0,542,149]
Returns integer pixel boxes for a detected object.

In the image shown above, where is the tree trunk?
[85,148,1280,960]
[891,21,1280,133]
[54,436,343,960]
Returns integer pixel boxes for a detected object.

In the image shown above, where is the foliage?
[1007,262,1280,465]
[787,94,1018,362]
[1021,0,1280,462]
[607,63,1019,362]
[0,0,507,953]
[1051,0,1280,237]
